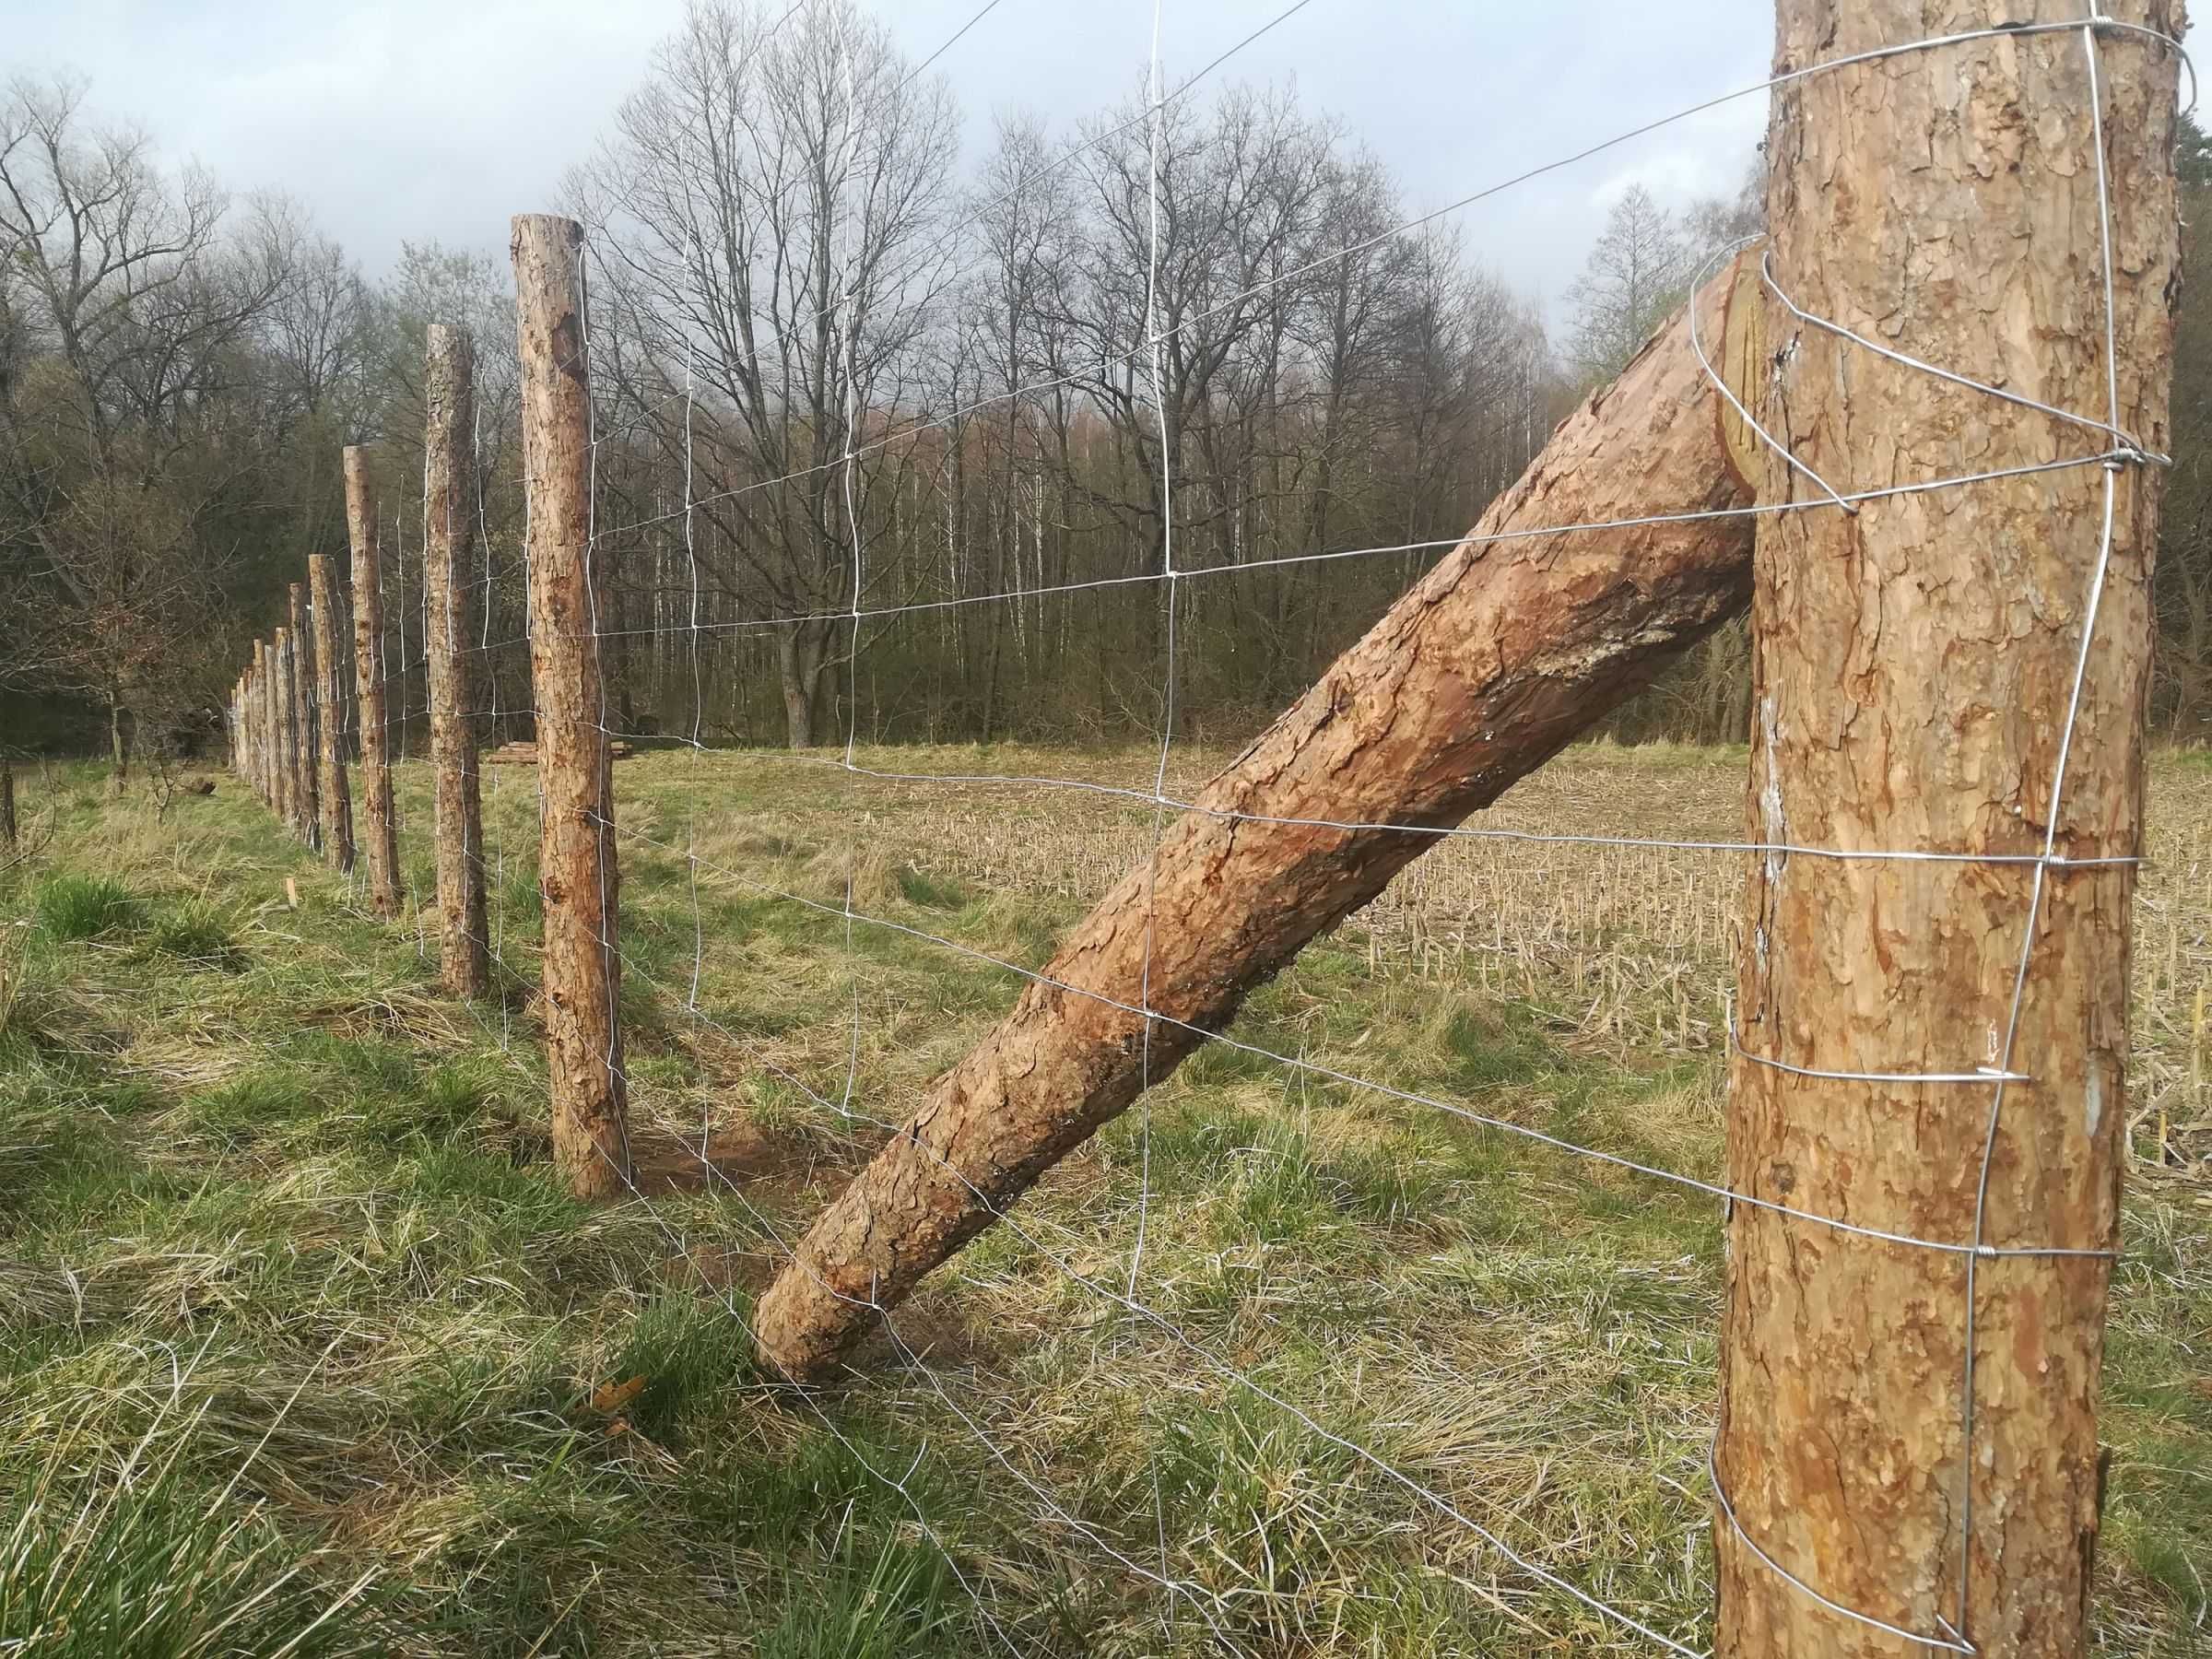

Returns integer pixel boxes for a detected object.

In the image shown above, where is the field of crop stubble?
[0,743,2205,1657]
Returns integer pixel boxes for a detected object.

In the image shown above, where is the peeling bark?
[757,254,1767,1380]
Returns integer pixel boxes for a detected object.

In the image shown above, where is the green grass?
[0,752,2205,1657]
[35,874,140,941]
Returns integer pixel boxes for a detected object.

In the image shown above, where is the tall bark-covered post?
[309,555,356,873]
[1,750,16,853]
[347,447,403,917]
[287,581,321,850]
[757,256,1770,1378]
[250,653,265,805]
[272,627,299,832]
[512,212,629,1199]
[252,641,270,807]
[425,324,490,997]
[1715,7,2181,1656]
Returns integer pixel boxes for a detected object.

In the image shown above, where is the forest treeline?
[4,0,2209,770]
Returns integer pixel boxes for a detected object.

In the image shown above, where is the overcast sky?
[5,0,1779,318]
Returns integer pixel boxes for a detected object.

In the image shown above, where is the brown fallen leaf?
[592,1374,646,1414]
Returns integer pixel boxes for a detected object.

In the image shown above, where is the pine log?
[271,626,298,833]
[347,447,403,918]
[756,251,1765,1380]
[309,555,355,873]
[1714,7,2182,1655]
[425,323,489,998]
[512,213,630,1200]
[287,581,320,850]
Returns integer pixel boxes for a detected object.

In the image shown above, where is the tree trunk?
[512,212,630,1201]
[777,625,818,748]
[425,323,489,997]
[757,253,1766,1380]
[107,692,127,794]
[308,555,355,873]
[1,751,15,853]
[287,581,321,851]
[347,446,403,917]
[1714,8,2181,1656]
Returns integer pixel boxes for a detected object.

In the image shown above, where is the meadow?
[0,743,2205,1657]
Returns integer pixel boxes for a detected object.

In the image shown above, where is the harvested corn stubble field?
[1,744,2206,1657]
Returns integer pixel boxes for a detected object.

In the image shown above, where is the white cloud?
[0,0,1774,299]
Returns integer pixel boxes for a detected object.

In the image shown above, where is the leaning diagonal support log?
[757,253,1764,1381]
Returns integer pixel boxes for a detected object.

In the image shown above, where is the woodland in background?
[3,2,2208,770]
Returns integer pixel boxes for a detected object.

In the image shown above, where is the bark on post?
[251,653,266,806]
[272,627,299,832]
[347,447,403,917]
[287,581,321,850]
[1714,8,2181,1656]
[425,324,489,997]
[309,555,356,873]
[757,255,1767,1379]
[512,212,629,1199]
[1,751,16,853]
[252,641,269,807]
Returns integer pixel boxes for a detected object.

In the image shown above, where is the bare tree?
[1564,182,1685,386]
[0,76,301,781]
[574,0,960,747]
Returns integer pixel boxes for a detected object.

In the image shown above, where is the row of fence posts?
[225,216,628,1202]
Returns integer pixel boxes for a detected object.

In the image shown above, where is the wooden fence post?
[426,323,489,997]
[287,581,321,850]
[347,446,403,917]
[272,627,298,832]
[1714,6,2182,1655]
[251,641,268,806]
[255,648,268,807]
[309,555,356,873]
[512,212,629,1199]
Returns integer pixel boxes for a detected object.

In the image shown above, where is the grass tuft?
[35,874,139,941]
[0,1388,391,1657]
